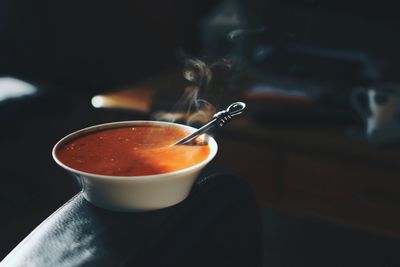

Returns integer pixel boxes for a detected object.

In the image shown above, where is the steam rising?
[150,42,246,146]
[182,58,212,89]
[154,57,235,126]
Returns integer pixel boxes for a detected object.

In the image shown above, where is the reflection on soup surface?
[56,126,210,176]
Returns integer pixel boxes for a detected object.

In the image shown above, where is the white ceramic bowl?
[52,121,218,211]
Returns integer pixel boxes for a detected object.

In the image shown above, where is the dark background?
[1,0,400,265]
[2,0,400,89]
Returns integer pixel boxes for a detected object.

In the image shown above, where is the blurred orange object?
[91,88,154,113]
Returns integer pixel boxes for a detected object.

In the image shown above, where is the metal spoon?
[174,102,246,145]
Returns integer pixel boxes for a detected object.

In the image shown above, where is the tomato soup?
[56,126,210,176]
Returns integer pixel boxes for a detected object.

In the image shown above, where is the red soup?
[56,126,210,176]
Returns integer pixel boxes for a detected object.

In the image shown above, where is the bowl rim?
[52,120,218,181]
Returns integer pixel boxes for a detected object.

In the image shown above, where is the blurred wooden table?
[101,70,400,238]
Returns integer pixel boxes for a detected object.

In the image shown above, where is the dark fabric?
[0,170,262,267]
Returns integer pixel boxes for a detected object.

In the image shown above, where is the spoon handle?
[174,102,246,145]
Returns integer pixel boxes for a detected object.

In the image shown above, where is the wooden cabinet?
[215,118,400,238]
